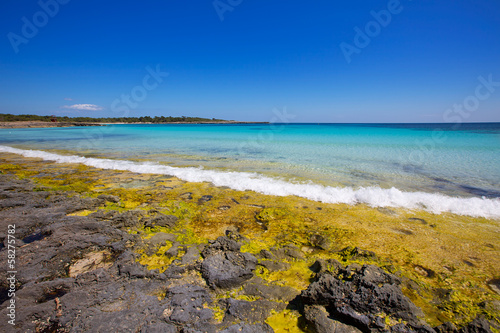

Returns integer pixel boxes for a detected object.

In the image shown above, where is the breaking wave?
[1,145,499,218]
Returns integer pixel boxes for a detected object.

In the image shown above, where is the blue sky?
[0,0,499,122]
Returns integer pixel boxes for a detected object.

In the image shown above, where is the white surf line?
[1,145,499,219]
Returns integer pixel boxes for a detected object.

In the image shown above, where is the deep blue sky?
[1,0,499,122]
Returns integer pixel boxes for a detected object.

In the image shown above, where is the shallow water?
[1,123,499,217]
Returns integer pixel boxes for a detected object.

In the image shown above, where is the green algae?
[1,153,499,329]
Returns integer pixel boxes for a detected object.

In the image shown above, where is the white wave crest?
[1,145,499,218]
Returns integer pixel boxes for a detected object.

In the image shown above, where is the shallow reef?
[0,153,499,332]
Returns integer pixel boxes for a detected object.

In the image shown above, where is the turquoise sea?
[1,123,499,218]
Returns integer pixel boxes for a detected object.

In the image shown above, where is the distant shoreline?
[0,120,269,129]
[0,121,104,129]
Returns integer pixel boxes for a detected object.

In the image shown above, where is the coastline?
[0,121,270,129]
[0,121,104,129]
[0,152,499,332]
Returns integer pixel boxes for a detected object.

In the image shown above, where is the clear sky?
[1,0,499,123]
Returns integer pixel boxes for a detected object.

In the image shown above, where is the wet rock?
[463,260,475,267]
[310,258,343,275]
[459,316,494,333]
[309,234,331,250]
[64,196,104,214]
[487,278,500,295]
[201,251,257,289]
[242,279,299,302]
[433,288,453,304]
[377,207,398,216]
[180,192,193,200]
[201,236,241,258]
[145,232,178,247]
[225,225,244,242]
[198,195,213,204]
[301,264,434,332]
[165,241,181,258]
[414,265,436,278]
[393,228,414,235]
[143,213,178,229]
[0,175,184,332]
[478,300,500,314]
[435,322,458,333]
[225,298,285,323]
[304,305,362,333]
[269,244,304,260]
[181,245,201,266]
[259,249,276,260]
[258,259,291,272]
[409,217,428,225]
[336,246,378,262]
[97,194,121,203]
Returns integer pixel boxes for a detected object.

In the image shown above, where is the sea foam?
[1,145,499,219]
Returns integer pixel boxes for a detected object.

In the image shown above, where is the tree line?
[0,113,227,123]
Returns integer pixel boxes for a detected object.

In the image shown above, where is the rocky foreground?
[0,173,498,332]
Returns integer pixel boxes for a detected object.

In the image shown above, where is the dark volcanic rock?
[301,262,435,333]
[89,209,120,220]
[198,194,213,204]
[225,298,285,323]
[202,236,242,258]
[163,284,215,330]
[309,234,331,250]
[201,251,257,289]
[258,259,291,272]
[304,305,362,333]
[143,213,178,229]
[242,278,299,302]
[220,323,274,333]
[97,194,121,203]
[459,316,494,333]
[110,209,147,228]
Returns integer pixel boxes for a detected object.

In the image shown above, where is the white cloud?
[64,97,73,101]
[62,104,104,111]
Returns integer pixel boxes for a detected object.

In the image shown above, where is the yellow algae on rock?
[1,153,499,329]
[266,309,305,333]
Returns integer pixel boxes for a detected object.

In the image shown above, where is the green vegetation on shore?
[0,113,228,123]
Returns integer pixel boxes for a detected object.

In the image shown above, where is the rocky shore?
[0,121,268,129]
[0,121,103,129]
[0,155,498,332]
